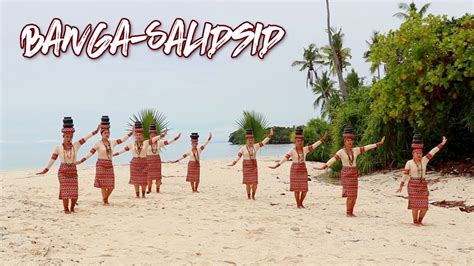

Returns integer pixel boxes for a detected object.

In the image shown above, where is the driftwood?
[431,200,474,213]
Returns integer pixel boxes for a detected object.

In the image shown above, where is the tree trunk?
[325,0,347,99]
[312,69,321,83]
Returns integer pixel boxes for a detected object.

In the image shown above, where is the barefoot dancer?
[396,134,447,225]
[37,117,100,214]
[229,128,273,200]
[113,122,148,198]
[317,126,385,217]
[113,122,179,197]
[146,124,171,194]
[76,116,132,205]
[269,128,327,208]
[171,132,212,193]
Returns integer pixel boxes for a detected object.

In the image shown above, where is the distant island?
[228,126,295,145]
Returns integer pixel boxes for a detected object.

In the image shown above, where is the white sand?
[1,157,473,264]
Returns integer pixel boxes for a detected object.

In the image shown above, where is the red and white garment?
[325,144,378,198]
[233,136,271,185]
[277,140,323,192]
[402,146,441,209]
[80,133,132,189]
[183,146,205,182]
[45,132,95,199]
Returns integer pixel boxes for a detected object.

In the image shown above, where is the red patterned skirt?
[290,162,308,192]
[341,166,359,198]
[146,154,162,181]
[129,157,148,185]
[58,163,78,199]
[186,161,201,182]
[242,159,258,184]
[407,177,429,210]
[94,159,115,189]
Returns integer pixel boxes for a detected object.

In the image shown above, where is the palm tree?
[291,43,324,87]
[393,1,431,20]
[236,110,270,142]
[128,108,168,140]
[325,0,348,100]
[312,71,337,119]
[322,28,352,77]
[363,31,382,80]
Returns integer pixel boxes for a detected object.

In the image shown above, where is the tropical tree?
[345,69,364,92]
[324,0,348,99]
[393,1,431,20]
[369,13,474,161]
[363,31,382,79]
[322,28,352,77]
[291,43,324,87]
[128,108,168,140]
[312,71,337,119]
[235,110,270,142]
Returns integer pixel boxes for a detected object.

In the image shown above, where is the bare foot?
[300,205,305,208]
[70,208,75,213]
[64,210,71,214]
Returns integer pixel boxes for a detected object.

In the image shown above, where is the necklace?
[102,140,112,160]
[151,141,158,154]
[62,143,75,162]
[414,160,423,178]
[344,148,354,166]
[246,145,255,160]
[296,147,304,163]
[135,141,143,157]
[192,148,199,162]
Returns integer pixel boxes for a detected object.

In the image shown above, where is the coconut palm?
[393,1,431,20]
[363,31,382,79]
[291,43,324,87]
[128,108,168,140]
[321,28,352,77]
[312,71,338,119]
[236,110,270,142]
[325,0,348,99]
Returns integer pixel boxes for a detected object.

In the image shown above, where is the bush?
[302,119,332,162]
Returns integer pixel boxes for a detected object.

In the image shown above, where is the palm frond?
[235,110,270,142]
[291,60,306,67]
[393,12,409,19]
[418,3,431,16]
[128,108,168,140]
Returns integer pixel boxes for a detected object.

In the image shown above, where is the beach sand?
[1,157,473,264]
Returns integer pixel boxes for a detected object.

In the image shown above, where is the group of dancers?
[38,116,447,225]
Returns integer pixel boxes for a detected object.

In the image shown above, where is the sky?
[0,0,471,159]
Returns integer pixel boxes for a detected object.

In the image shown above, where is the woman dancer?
[37,117,100,213]
[316,125,385,216]
[171,132,212,193]
[76,116,132,205]
[269,128,327,208]
[229,128,273,200]
[115,123,181,196]
[396,134,447,225]
[146,124,172,193]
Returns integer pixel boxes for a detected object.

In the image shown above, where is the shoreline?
[1,157,473,264]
